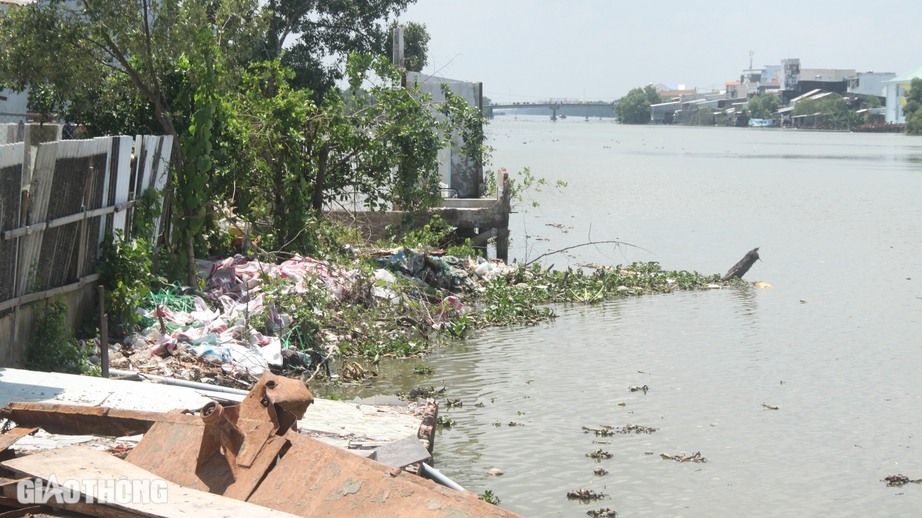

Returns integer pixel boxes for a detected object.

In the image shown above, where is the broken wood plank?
[722,247,760,281]
[0,446,301,518]
[0,427,37,453]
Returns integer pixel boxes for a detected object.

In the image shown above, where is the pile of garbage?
[109,249,519,387]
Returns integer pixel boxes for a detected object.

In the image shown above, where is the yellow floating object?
[753,282,773,288]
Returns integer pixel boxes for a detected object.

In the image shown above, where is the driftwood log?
[722,247,760,281]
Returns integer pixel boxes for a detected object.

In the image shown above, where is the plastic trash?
[373,268,397,284]
[191,345,234,364]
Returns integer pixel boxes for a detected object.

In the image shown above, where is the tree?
[865,95,881,109]
[264,0,414,96]
[905,78,922,136]
[388,21,430,72]
[643,85,663,106]
[687,107,715,126]
[0,0,262,284]
[747,92,781,119]
[617,88,651,124]
[792,93,853,130]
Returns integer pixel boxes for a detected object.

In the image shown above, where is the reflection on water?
[320,120,922,517]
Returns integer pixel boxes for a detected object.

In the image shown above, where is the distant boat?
[559,114,567,119]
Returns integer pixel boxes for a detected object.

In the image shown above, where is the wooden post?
[98,285,109,378]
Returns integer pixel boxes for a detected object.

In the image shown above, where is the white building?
[847,72,896,97]
[884,65,922,124]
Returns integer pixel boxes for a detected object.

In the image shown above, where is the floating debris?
[762,403,779,410]
[396,386,446,400]
[617,402,626,407]
[583,426,615,437]
[616,423,657,434]
[488,467,504,477]
[446,398,462,408]
[881,474,922,487]
[508,421,524,427]
[567,488,607,501]
[593,468,608,476]
[413,364,433,375]
[474,401,485,408]
[661,452,707,463]
[586,509,617,518]
[586,449,613,459]
[753,282,773,288]
[436,416,455,427]
[629,385,649,393]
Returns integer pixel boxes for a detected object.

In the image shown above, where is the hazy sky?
[399,0,922,102]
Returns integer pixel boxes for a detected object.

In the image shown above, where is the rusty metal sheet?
[0,402,198,436]
[247,432,521,518]
[127,373,311,501]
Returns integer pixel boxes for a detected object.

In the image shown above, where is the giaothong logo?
[17,475,168,504]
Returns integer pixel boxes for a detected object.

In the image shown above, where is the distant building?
[884,64,922,124]
[781,59,801,90]
[800,68,856,82]
[847,72,896,97]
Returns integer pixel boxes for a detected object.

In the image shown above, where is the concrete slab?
[0,367,213,411]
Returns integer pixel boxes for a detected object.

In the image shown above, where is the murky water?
[326,119,922,517]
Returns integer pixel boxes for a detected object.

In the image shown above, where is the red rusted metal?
[0,402,196,436]
[2,371,523,517]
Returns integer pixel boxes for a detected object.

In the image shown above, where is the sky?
[397,0,922,103]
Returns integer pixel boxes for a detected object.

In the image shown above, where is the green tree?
[865,95,881,109]
[264,0,413,96]
[388,21,430,72]
[793,93,853,130]
[747,92,781,119]
[617,88,651,124]
[687,107,715,126]
[905,78,922,135]
[643,85,663,106]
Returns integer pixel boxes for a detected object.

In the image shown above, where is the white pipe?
[108,369,250,396]
[419,462,465,492]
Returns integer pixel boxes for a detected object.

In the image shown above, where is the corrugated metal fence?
[0,126,171,326]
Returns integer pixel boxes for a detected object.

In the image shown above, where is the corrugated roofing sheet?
[886,64,922,84]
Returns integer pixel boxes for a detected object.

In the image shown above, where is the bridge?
[485,101,617,120]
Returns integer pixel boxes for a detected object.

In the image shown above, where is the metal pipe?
[418,462,465,492]
[108,369,250,396]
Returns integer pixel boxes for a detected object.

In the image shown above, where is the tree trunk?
[722,247,760,281]
[312,144,329,214]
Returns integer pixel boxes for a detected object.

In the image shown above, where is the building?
[884,65,922,124]
[847,72,896,97]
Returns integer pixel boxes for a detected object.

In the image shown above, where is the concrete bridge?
[485,101,616,120]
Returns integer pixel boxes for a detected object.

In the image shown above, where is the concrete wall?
[408,72,483,199]
[0,283,97,368]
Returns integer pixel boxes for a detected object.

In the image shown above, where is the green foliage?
[482,279,555,326]
[26,299,91,374]
[507,167,567,210]
[905,78,922,136]
[270,0,413,97]
[687,107,715,126]
[98,231,154,333]
[413,364,433,375]
[643,85,663,106]
[865,94,881,109]
[793,93,855,130]
[480,490,501,505]
[617,87,651,124]
[388,21,430,72]
[396,214,476,258]
[747,92,781,119]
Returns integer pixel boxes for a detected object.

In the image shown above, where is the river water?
[331,118,922,517]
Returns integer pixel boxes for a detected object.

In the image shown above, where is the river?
[331,118,922,517]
